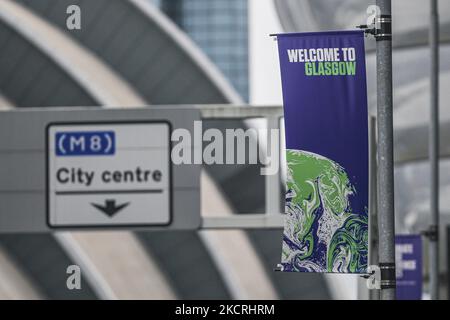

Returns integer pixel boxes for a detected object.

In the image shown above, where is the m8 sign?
[55,131,115,156]
[47,121,171,228]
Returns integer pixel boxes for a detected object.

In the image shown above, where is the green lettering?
[317,62,325,75]
[324,62,332,75]
[305,62,313,76]
[332,62,339,75]
[339,62,347,75]
[346,62,356,75]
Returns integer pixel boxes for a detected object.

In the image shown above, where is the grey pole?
[429,0,440,300]
[369,116,380,300]
[375,0,396,300]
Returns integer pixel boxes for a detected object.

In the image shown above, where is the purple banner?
[396,235,423,300]
[277,31,369,273]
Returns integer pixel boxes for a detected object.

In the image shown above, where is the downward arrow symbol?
[91,200,129,217]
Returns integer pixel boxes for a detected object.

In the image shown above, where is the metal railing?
[194,105,285,229]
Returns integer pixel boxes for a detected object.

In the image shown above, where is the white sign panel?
[47,122,171,227]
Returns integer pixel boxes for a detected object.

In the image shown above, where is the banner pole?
[375,0,396,300]
[429,0,440,300]
[369,116,380,300]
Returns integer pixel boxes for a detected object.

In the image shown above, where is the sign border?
[46,120,173,229]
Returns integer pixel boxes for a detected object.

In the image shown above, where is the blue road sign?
[55,131,115,156]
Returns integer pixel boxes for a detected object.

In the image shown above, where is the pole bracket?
[356,24,376,36]
[273,264,284,272]
[360,269,375,279]
[374,15,392,41]
[356,14,392,41]
[422,225,439,242]
[379,262,396,289]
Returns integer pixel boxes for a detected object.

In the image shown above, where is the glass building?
[153,0,249,101]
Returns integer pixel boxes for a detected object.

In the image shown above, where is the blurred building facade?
[153,0,249,101]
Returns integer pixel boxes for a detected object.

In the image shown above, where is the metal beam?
[196,104,283,119]
[202,214,284,230]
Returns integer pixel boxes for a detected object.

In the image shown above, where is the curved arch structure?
[0,0,173,299]
[13,0,242,105]
[0,0,279,300]
[0,246,42,299]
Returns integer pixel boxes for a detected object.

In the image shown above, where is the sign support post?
[429,0,440,301]
[375,0,396,300]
